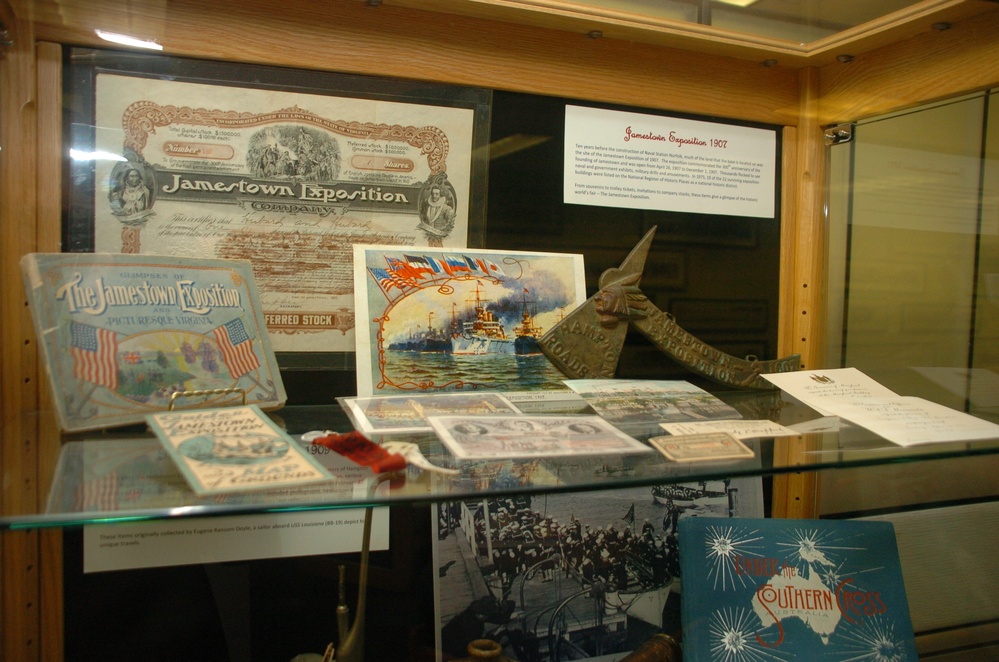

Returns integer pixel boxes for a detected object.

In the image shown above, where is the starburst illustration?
[833,615,912,661]
[817,560,846,592]
[776,527,867,580]
[703,524,765,591]
[708,608,795,662]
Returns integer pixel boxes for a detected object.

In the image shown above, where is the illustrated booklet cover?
[678,517,918,661]
[22,253,286,432]
[146,405,333,496]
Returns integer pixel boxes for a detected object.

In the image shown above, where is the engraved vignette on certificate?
[93,73,477,353]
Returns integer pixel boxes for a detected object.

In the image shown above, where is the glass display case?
[1,394,996,531]
[2,0,999,660]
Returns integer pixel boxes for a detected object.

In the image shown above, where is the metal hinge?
[0,21,13,48]
[824,123,854,146]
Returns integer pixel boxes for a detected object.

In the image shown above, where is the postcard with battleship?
[353,245,587,397]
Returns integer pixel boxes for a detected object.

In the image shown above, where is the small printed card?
[659,419,801,440]
[649,431,755,463]
[562,379,742,436]
[147,405,334,496]
[426,414,653,460]
[341,392,522,433]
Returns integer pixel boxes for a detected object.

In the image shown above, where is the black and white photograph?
[432,476,763,661]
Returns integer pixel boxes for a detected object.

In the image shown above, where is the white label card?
[563,105,776,218]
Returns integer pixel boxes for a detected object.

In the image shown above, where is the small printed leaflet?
[147,405,333,496]
[659,419,800,440]
[679,517,918,660]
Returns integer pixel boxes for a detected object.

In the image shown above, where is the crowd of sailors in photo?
[448,497,683,598]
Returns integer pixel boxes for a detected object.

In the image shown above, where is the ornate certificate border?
[66,48,490,368]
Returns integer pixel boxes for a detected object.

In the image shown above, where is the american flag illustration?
[73,472,119,511]
[369,267,417,298]
[212,318,260,378]
[70,321,119,389]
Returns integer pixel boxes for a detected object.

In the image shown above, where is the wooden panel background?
[1,0,998,659]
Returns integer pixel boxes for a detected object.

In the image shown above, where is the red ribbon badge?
[311,431,407,473]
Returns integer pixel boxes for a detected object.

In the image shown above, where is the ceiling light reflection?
[95,30,163,51]
[70,149,127,162]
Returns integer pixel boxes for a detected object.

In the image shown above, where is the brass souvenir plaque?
[538,227,800,389]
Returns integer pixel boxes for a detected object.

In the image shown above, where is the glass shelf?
[5,390,999,530]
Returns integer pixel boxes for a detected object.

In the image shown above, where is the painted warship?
[387,285,546,356]
[420,310,454,353]
[452,283,515,355]
[387,312,454,353]
[512,289,544,355]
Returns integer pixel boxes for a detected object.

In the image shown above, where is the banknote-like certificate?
[93,73,479,353]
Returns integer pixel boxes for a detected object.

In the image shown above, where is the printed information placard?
[564,105,776,218]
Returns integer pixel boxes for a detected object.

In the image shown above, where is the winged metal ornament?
[538,226,800,389]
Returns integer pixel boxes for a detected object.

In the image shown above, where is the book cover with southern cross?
[678,516,917,661]
[22,253,286,432]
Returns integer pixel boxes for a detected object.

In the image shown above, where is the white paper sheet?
[823,396,999,446]
[761,367,899,416]
[563,105,776,218]
[763,368,999,446]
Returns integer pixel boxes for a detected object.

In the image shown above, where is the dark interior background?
[62,61,781,660]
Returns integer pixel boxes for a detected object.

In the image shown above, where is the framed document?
[65,48,490,368]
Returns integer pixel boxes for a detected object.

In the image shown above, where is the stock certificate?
[93,73,477,352]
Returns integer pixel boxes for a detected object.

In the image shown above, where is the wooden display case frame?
[2,1,999,659]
